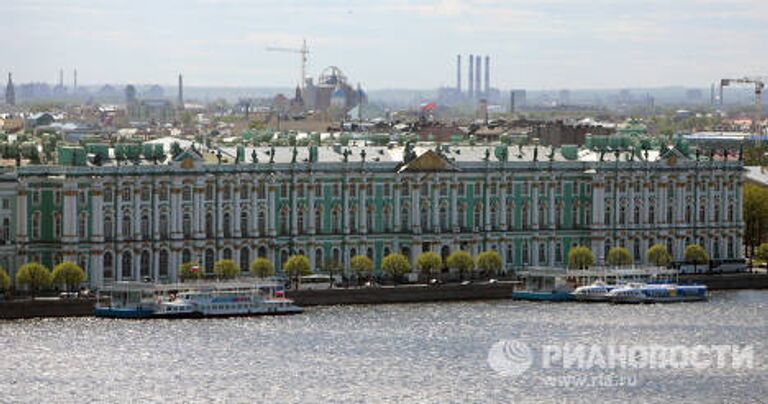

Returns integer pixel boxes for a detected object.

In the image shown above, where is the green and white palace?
[0,141,745,288]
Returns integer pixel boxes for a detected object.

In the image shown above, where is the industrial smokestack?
[475,56,481,99]
[178,74,184,109]
[59,68,64,88]
[468,54,474,98]
[73,69,77,91]
[484,56,490,95]
[456,54,461,92]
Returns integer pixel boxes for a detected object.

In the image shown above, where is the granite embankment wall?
[679,273,768,290]
[286,282,518,306]
[0,299,96,319]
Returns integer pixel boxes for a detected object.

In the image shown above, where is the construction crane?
[266,39,309,91]
[720,77,765,145]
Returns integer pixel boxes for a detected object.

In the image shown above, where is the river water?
[1,290,767,403]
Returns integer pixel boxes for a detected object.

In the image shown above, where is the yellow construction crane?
[266,39,309,91]
[720,77,765,145]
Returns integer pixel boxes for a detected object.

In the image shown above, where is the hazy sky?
[3,0,766,90]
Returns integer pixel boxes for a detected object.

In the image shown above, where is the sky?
[2,0,766,90]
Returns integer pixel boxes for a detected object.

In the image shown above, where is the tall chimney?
[456,54,461,92]
[73,69,77,91]
[59,68,64,87]
[475,56,481,99]
[484,56,490,95]
[178,74,184,109]
[468,54,474,98]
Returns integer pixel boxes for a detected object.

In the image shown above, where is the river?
[1,290,767,403]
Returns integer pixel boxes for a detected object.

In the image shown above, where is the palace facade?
[2,143,744,288]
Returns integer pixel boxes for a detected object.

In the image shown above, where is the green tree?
[744,183,768,259]
[0,266,10,293]
[350,255,373,284]
[607,247,633,267]
[568,246,594,270]
[250,258,275,278]
[16,263,52,297]
[446,251,474,280]
[415,252,442,277]
[283,255,311,289]
[213,259,241,280]
[179,262,203,281]
[684,244,709,273]
[647,244,672,268]
[52,261,86,292]
[476,250,502,277]
[756,242,768,264]
[381,253,411,284]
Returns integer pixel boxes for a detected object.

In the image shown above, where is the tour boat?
[607,283,708,304]
[512,271,574,302]
[95,282,303,318]
[571,280,620,302]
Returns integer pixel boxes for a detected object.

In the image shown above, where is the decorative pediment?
[399,150,458,173]
[172,147,204,169]
[659,146,687,166]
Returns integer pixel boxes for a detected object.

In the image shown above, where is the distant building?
[5,73,15,106]
[302,66,366,113]
[25,112,55,129]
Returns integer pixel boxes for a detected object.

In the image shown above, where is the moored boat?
[608,283,708,304]
[571,280,619,302]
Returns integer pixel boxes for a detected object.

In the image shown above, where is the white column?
[234,178,242,237]
[16,186,28,242]
[394,184,401,232]
[308,178,316,235]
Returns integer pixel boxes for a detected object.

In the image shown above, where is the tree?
[52,261,86,292]
[568,246,594,270]
[647,244,672,268]
[415,252,442,277]
[744,183,768,259]
[0,266,10,293]
[283,255,311,289]
[350,255,373,284]
[179,262,203,281]
[684,244,709,273]
[16,263,52,297]
[476,251,502,277]
[756,242,768,264]
[446,251,474,280]
[250,258,275,278]
[213,259,241,280]
[607,247,633,267]
[381,253,411,284]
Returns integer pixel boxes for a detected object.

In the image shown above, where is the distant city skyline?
[3,0,766,90]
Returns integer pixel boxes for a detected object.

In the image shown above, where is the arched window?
[205,249,215,273]
[332,210,341,233]
[314,205,323,233]
[350,207,358,231]
[619,206,626,225]
[507,203,515,229]
[206,212,214,238]
[383,205,392,232]
[122,214,132,238]
[714,203,720,222]
[538,205,546,227]
[554,205,562,228]
[223,248,232,260]
[604,206,611,225]
[522,204,529,230]
[103,252,113,279]
[182,186,192,201]
[401,206,410,230]
[439,205,449,232]
[32,212,41,239]
[121,251,132,279]
[297,209,305,235]
[315,248,323,268]
[159,250,169,278]
[240,247,250,274]
[474,204,482,230]
[539,243,546,264]
[699,203,706,222]
[279,209,289,235]
[648,204,655,224]
[160,214,169,239]
[685,205,691,223]
[104,216,114,241]
[54,213,62,238]
[258,246,267,258]
[182,249,192,265]
[183,213,192,238]
[241,212,249,237]
[258,210,266,234]
[728,203,734,222]
[571,203,579,228]
[141,215,150,240]
[633,205,640,224]
[367,247,374,260]
[522,241,529,265]
[458,204,467,230]
[223,212,232,238]
[420,206,429,230]
[634,239,641,263]
[490,205,498,230]
[366,206,374,231]
[78,213,88,239]
[140,250,151,278]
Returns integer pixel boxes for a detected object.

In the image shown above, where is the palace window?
[54,191,62,205]
[383,184,391,197]
[298,184,305,198]
[667,206,674,223]
[223,213,232,238]
[104,216,112,241]
[297,210,305,235]
[314,206,322,233]
[383,205,392,232]
[619,206,626,225]
[103,252,113,279]
[473,205,482,230]
[160,214,169,239]
[350,207,358,230]
[332,210,341,233]
[223,184,232,201]
[54,213,62,239]
[402,183,410,197]
[159,186,169,201]
[350,185,357,197]
[315,183,322,197]
[183,214,192,238]
[605,206,611,225]
[122,215,131,238]
[699,203,706,222]
[141,188,151,202]
[333,184,340,197]
[206,213,214,238]
[240,248,250,276]
[279,210,289,235]
[121,251,132,280]
[648,205,655,224]
[159,250,169,278]
[104,188,113,203]
[32,211,41,239]
[206,184,214,200]
[140,251,151,278]
[439,206,449,232]
[122,188,131,202]
[79,191,87,205]
[633,205,640,224]
[366,206,374,231]
[258,211,266,234]
[141,215,150,240]
[571,204,579,228]
[685,205,691,223]
[78,213,87,239]
[401,207,410,230]
[420,207,428,230]
[241,212,249,237]
[205,249,215,273]
[728,203,734,222]
[241,185,249,200]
